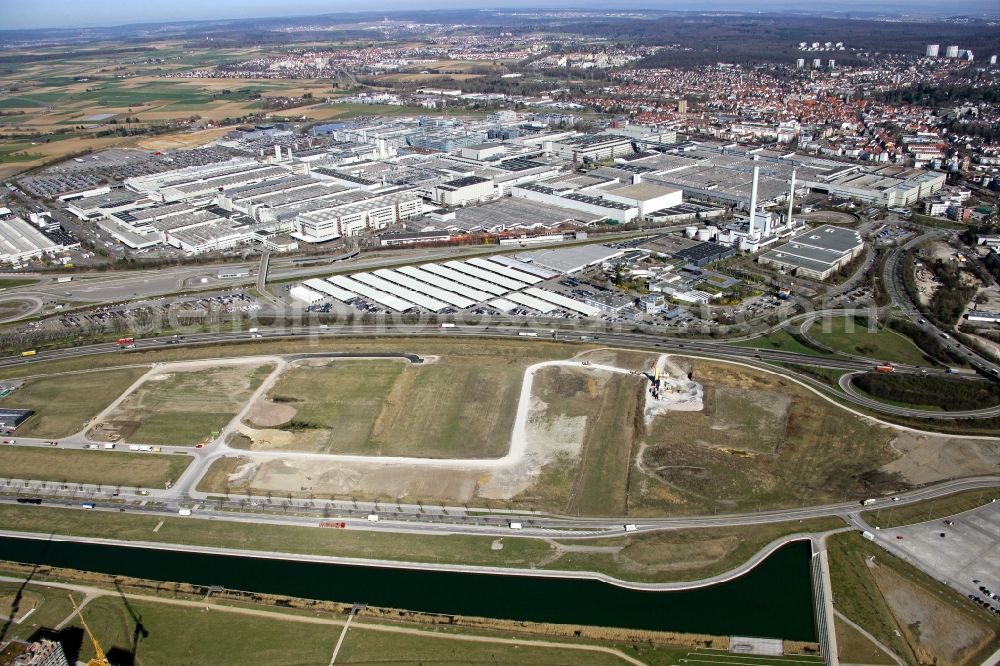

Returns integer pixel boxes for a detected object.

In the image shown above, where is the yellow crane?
[68,595,111,666]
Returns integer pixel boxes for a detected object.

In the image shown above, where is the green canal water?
[1,536,817,641]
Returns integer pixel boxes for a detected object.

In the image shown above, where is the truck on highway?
[116,337,135,349]
[20,350,36,358]
[56,276,73,283]
[861,498,877,506]
[248,327,259,334]
[178,509,192,516]
[438,323,456,329]
[874,363,895,373]
[624,524,637,532]
[367,514,379,522]
[81,502,95,509]
[103,443,115,449]
[518,331,539,337]
[946,368,960,374]
[861,530,876,541]
[509,521,523,530]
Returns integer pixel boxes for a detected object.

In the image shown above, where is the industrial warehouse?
[292,246,625,317]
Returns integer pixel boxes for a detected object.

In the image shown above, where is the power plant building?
[946,45,960,58]
[926,44,940,57]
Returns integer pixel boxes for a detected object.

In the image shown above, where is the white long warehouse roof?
[352,272,449,312]
[445,260,527,291]
[290,285,324,303]
[489,254,559,279]
[421,263,508,296]
[397,266,494,302]
[373,269,475,309]
[303,278,356,301]
[525,287,600,316]
[327,274,413,312]
[506,291,558,313]
[466,257,542,284]
[488,298,518,313]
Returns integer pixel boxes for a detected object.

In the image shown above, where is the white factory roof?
[290,285,324,304]
[525,287,600,316]
[506,291,558,313]
[420,263,508,296]
[397,266,493,302]
[488,255,559,279]
[373,269,475,309]
[488,298,519,313]
[445,260,527,291]
[352,272,449,312]
[515,244,626,274]
[0,217,62,258]
[326,274,413,312]
[303,278,356,301]
[466,257,542,284]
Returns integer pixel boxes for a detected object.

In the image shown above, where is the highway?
[5,320,998,418]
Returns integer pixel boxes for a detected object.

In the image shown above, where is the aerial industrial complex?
[1,11,999,666]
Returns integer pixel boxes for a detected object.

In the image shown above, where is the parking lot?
[874,501,1000,619]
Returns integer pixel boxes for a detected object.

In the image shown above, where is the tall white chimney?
[748,166,760,237]
[786,169,797,227]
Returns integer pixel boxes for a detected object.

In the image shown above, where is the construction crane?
[68,595,111,666]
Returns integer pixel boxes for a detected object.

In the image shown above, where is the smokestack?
[748,166,759,236]
[786,169,797,227]
[274,145,281,160]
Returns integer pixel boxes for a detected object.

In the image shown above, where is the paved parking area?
[873,502,1000,613]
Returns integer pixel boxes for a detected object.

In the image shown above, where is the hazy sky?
[5,0,999,29]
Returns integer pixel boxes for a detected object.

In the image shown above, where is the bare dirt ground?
[245,398,298,428]
[873,565,992,665]
[881,432,1000,484]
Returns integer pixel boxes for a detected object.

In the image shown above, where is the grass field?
[0,278,37,289]
[0,447,190,488]
[0,582,83,642]
[64,595,341,666]
[246,353,531,458]
[504,366,644,515]
[862,489,998,529]
[1,578,684,666]
[544,517,844,584]
[827,531,999,666]
[334,626,630,665]
[0,504,843,585]
[95,362,273,445]
[631,361,896,516]
[4,367,148,438]
[834,616,898,665]
[807,318,930,366]
[0,503,553,570]
[732,328,830,357]
[0,338,582,381]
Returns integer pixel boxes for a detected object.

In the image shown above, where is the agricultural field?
[91,361,274,445]
[0,40,350,176]
[807,317,931,366]
[0,447,190,488]
[630,360,898,516]
[2,367,148,438]
[242,354,528,458]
